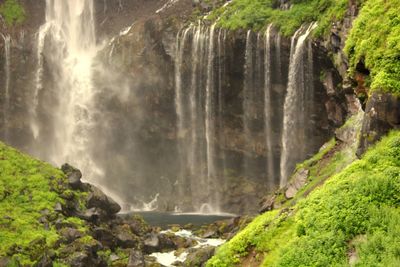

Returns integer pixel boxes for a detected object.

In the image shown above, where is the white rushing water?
[156,0,179,14]
[152,229,225,266]
[205,24,217,205]
[264,25,275,182]
[280,23,317,186]
[32,23,51,139]
[33,0,105,187]
[1,34,11,141]
[174,23,226,213]
[243,30,254,175]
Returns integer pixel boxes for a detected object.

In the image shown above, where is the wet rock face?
[357,93,400,156]
[285,168,309,199]
[1,0,347,214]
[91,19,344,213]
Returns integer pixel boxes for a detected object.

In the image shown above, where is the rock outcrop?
[357,93,400,156]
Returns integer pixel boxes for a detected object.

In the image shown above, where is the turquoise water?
[120,212,236,229]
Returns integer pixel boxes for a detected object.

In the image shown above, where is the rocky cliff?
[0,0,398,215]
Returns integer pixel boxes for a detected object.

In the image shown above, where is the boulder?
[285,169,309,199]
[143,233,160,253]
[86,185,121,215]
[125,215,150,235]
[114,226,138,248]
[259,195,276,213]
[127,250,145,267]
[184,246,215,267]
[93,227,116,248]
[158,234,178,251]
[59,227,83,243]
[68,252,89,267]
[61,164,83,189]
[357,93,400,156]
[35,254,52,267]
[76,207,102,222]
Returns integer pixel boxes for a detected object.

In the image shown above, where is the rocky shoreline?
[0,162,247,267]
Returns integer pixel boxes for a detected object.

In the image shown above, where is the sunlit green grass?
[208,131,400,266]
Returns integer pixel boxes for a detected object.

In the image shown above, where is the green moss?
[345,0,400,95]
[207,210,280,266]
[0,0,25,26]
[0,143,65,263]
[209,131,400,266]
[207,0,349,37]
[0,142,90,265]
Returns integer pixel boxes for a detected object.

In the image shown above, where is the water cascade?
[243,30,254,175]
[174,24,226,213]
[280,23,317,186]
[0,5,330,213]
[32,0,104,187]
[216,29,227,192]
[264,25,275,184]
[205,24,217,206]
[1,34,11,141]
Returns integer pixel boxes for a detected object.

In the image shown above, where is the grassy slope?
[0,0,25,26]
[345,0,400,95]
[209,0,400,95]
[207,0,349,37]
[208,130,400,266]
[0,142,87,265]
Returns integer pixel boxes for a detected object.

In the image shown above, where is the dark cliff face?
[0,0,350,214]
[357,93,400,156]
[88,14,347,213]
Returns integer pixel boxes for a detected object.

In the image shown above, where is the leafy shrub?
[208,131,400,266]
[345,0,400,95]
[0,0,25,25]
[208,0,349,36]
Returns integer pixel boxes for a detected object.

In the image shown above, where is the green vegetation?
[345,0,400,95]
[0,0,25,26]
[207,0,349,36]
[0,142,90,265]
[208,130,400,266]
[0,142,65,264]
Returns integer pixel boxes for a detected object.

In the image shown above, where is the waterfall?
[205,24,217,204]
[264,25,275,183]
[33,0,104,186]
[217,28,226,196]
[243,30,254,174]
[2,34,11,141]
[280,23,317,186]
[32,23,51,139]
[174,24,223,213]
[174,26,191,204]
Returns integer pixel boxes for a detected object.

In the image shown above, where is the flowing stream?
[1,34,11,141]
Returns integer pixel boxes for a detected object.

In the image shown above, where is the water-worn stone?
[115,226,138,248]
[143,233,160,253]
[158,234,177,251]
[184,246,215,267]
[127,249,145,267]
